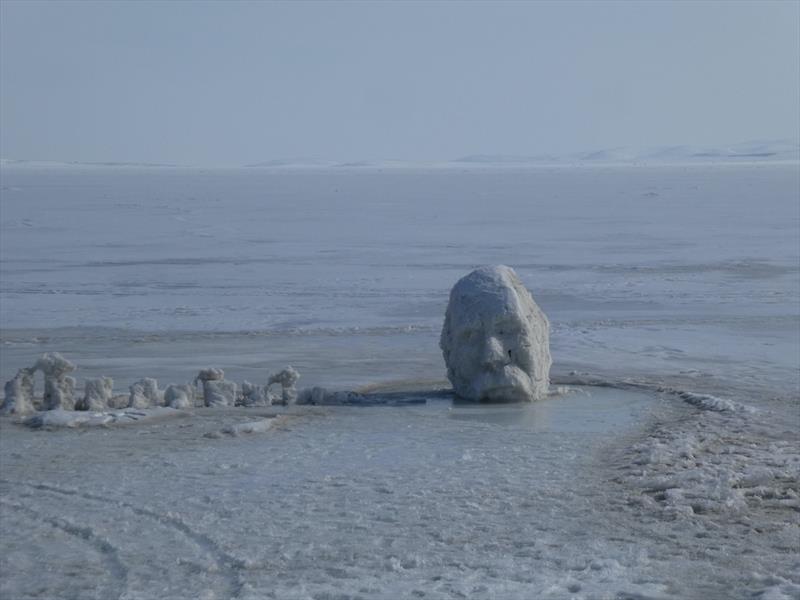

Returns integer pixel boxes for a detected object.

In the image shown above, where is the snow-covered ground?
[0,164,798,599]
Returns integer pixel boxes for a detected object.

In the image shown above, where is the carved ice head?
[440,265,551,402]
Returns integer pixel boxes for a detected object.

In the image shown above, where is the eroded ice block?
[128,378,163,409]
[1,368,36,416]
[268,367,300,405]
[77,377,114,411]
[36,352,77,410]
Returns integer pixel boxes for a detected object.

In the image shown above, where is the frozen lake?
[1,164,798,599]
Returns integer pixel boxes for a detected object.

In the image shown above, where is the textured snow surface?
[1,389,798,599]
[0,165,797,598]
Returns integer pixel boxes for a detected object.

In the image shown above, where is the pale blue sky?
[1,0,798,166]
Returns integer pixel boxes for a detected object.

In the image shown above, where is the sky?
[1,0,798,166]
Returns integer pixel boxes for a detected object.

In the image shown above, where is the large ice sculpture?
[440,265,551,402]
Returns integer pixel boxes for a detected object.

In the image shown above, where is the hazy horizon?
[1,0,798,167]
[2,137,799,169]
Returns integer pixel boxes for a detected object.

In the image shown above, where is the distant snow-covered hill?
[454,140,799,166]
[3,139,797,170]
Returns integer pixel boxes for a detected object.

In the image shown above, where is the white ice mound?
[440,265,551,402]
[36,352,77,410]
[77,376,114,411]
[194,368,237,407]
[128,378,163,409]
[1,368,36,416]
[241,381,272,406]
[268,366,300,405]
[192,368,235,406]
[164,383,195,409]
[202,380,238,407]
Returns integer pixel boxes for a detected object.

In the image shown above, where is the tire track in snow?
[0,497,129,600]
[1,479,246,599]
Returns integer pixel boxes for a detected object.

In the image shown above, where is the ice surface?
[2,386,797,599]
[0,164,797,599]
[441,265,550,401]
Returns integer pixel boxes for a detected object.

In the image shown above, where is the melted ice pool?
[447,386,651,432]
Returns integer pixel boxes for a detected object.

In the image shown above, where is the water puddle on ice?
[446,386,653,433]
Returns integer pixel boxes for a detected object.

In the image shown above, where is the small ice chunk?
[76,376,114,411]
[128,378,163,409]
[34,352,76,378]
[440,265,551,402]
[220,418,274,436]
[241,381,272,406]
[267,366,300,405]
[1,368,36,416]
[195,367,225,382]
[164,383,195,409]
[203,380,238,407]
